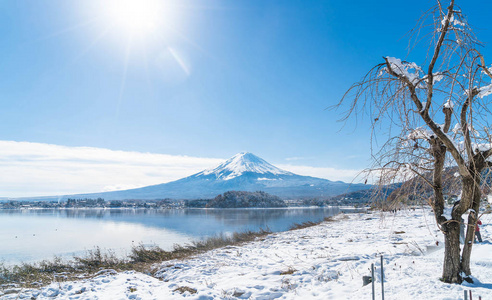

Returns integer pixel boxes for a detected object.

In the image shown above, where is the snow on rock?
[4,209,492,299]
[197,152,293,180]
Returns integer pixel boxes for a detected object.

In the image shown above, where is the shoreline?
[3,208,489,299]
[0,206,367,266]
[0,205,370,211]
[0,216,332,293]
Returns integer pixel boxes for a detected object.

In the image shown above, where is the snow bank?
[3,209,492,299]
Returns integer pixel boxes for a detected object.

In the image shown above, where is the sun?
[103,0,165,37]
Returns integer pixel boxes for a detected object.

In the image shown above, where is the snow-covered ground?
[2,208,492,299]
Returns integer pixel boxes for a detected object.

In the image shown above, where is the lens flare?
[104,0,164,36]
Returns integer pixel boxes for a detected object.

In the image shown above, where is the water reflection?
[0,207,349,264]
[1,208,342,233]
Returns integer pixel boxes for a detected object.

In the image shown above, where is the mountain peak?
[198,152,292,180]
[230,152,261,161]
[46,152,370,201]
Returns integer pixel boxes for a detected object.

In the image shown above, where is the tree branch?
[383,56,469,177]
[425,0,455,115]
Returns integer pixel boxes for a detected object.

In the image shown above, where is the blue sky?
[1,0,491,197]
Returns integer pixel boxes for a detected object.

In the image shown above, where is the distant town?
[0,193,372,210]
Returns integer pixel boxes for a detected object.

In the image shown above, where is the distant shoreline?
[0,205,369,211]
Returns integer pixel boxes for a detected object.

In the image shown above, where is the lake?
[0,207,355,265]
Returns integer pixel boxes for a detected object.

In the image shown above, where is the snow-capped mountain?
[196,152,293,180]
[34,152,371,200]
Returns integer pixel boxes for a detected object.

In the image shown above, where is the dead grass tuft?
[289,221,319,230]
[74,247,124,269]
[279,267,297,275]
[173,286,197,294]
[129,245,173,263]
[0,229,272,291]
[289,214,342,231]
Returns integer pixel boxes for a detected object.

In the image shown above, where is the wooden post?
[371,263,375,300]
[381,255,385,300]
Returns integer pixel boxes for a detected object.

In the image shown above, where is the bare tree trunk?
[461,211,477,276]
[460,154,486,276]
[429,137,464,282]
[441,220,462,283]
[430,138,446,224]
[461,175,482,276]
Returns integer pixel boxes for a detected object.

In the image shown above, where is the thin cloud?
[278,164,363,184]
[0,141,364,198]
[284,156,311,161]
[0,141,222,198]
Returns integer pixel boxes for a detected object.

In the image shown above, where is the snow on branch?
[441,13,465,28]
[407,127,434,140]
[384,57,422,84]
[452,123,479,137]
[472,142,492,153]
[383,57,445,89]
[481,65,492,76]
[477,83,492,99]
[443,98,454,109]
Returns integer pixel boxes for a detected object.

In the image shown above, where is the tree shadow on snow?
[464,277,492,290]
[477,240,492,245]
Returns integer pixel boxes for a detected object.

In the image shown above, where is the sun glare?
[104,0,165,36]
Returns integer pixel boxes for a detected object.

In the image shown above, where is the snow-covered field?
[2,208,492,299]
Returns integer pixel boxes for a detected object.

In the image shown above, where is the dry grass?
[173,286,197,294]
[289,221,319,230]
[0,214,344,293]
[279,267,297,275]
[0,229,271,291]
[289,214,341,231]
[323,215,338,222]
[0,248,132,290]
[74,247,124,269]
[129,245,173,263]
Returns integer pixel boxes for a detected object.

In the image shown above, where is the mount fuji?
[59,152,370,200]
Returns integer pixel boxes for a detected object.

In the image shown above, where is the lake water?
[0,207,352,264]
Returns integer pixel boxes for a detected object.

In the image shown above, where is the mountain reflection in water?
[0,207,358,264]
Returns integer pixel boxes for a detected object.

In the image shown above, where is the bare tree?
[338,0,492,283]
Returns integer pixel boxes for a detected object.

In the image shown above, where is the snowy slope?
[8,208,492,299]
[197,152,293,180]
[29,153,370,201]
